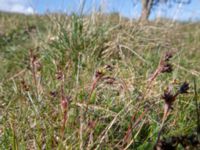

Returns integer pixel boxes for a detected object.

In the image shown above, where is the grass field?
[0,12,200,149]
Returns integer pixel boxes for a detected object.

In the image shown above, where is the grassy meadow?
[0,12,200,149]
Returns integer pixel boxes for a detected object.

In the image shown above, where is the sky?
[0,0,200,21]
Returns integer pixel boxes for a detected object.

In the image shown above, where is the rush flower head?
[102,76,116,85]
[164,51,173,62]
[179,82,189,94]
[148,51,174,83]
[161,89,176,107]
[104,64,113,71]
[50,91,57,97]
[95,69,105,78]
[161,63,173,73]
[160,51,173,73]
[156,82,190,148]
[56,70,64,80]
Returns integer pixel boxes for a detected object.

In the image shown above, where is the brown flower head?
[179,82,189,94]
[95,70,105,78]
[50,91,57,97]
[161,89,175,106]
[102,76,116,85]
[21,80,29,91]
[161,63,173,73]
[61,96,71,109]
[104,64,113,71]
[56,70,64,80]
[164,52,173,62]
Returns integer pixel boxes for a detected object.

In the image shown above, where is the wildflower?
[161,63,173,73]
[95,69,105,78]
[21,80,29,91]
[50,91,57,97]
[156,82,190,148]
[164,51,173,61]
[179,82,189,94]
[148,51,174,83]
[56,70,64,80]
[61,96,71,109]
[161,88,176,109]
[104,64,113,71]
[60,96,71,138]
[162,90,174,103]
[102,76,116,85]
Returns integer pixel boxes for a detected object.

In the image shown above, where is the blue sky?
[0,0,200,21]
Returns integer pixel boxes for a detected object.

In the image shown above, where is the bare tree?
[139,0,153,22]
[139,0,191,22]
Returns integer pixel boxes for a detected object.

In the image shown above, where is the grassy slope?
[0,12,200,149]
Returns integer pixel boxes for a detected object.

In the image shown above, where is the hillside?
[0,12,200,149]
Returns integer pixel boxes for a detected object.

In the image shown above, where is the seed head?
[161,63,173,73]
[164,52,173,62]
[95,69,105,78]
[161,89,175,105]
[102,76,116,85]
[179,82,189,94]
[61,96,71,109]
[104,64,113,71]
[56,70,64,80]
[50,91,57,97]
[21,80,29,91]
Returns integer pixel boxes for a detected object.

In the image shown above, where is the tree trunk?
[139,0,152,22]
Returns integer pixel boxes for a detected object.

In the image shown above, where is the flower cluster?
[161,82,189,110]
[148,51,174,83]
[160,51,174,74]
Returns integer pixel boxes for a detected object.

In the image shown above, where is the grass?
[0,11,200,149]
